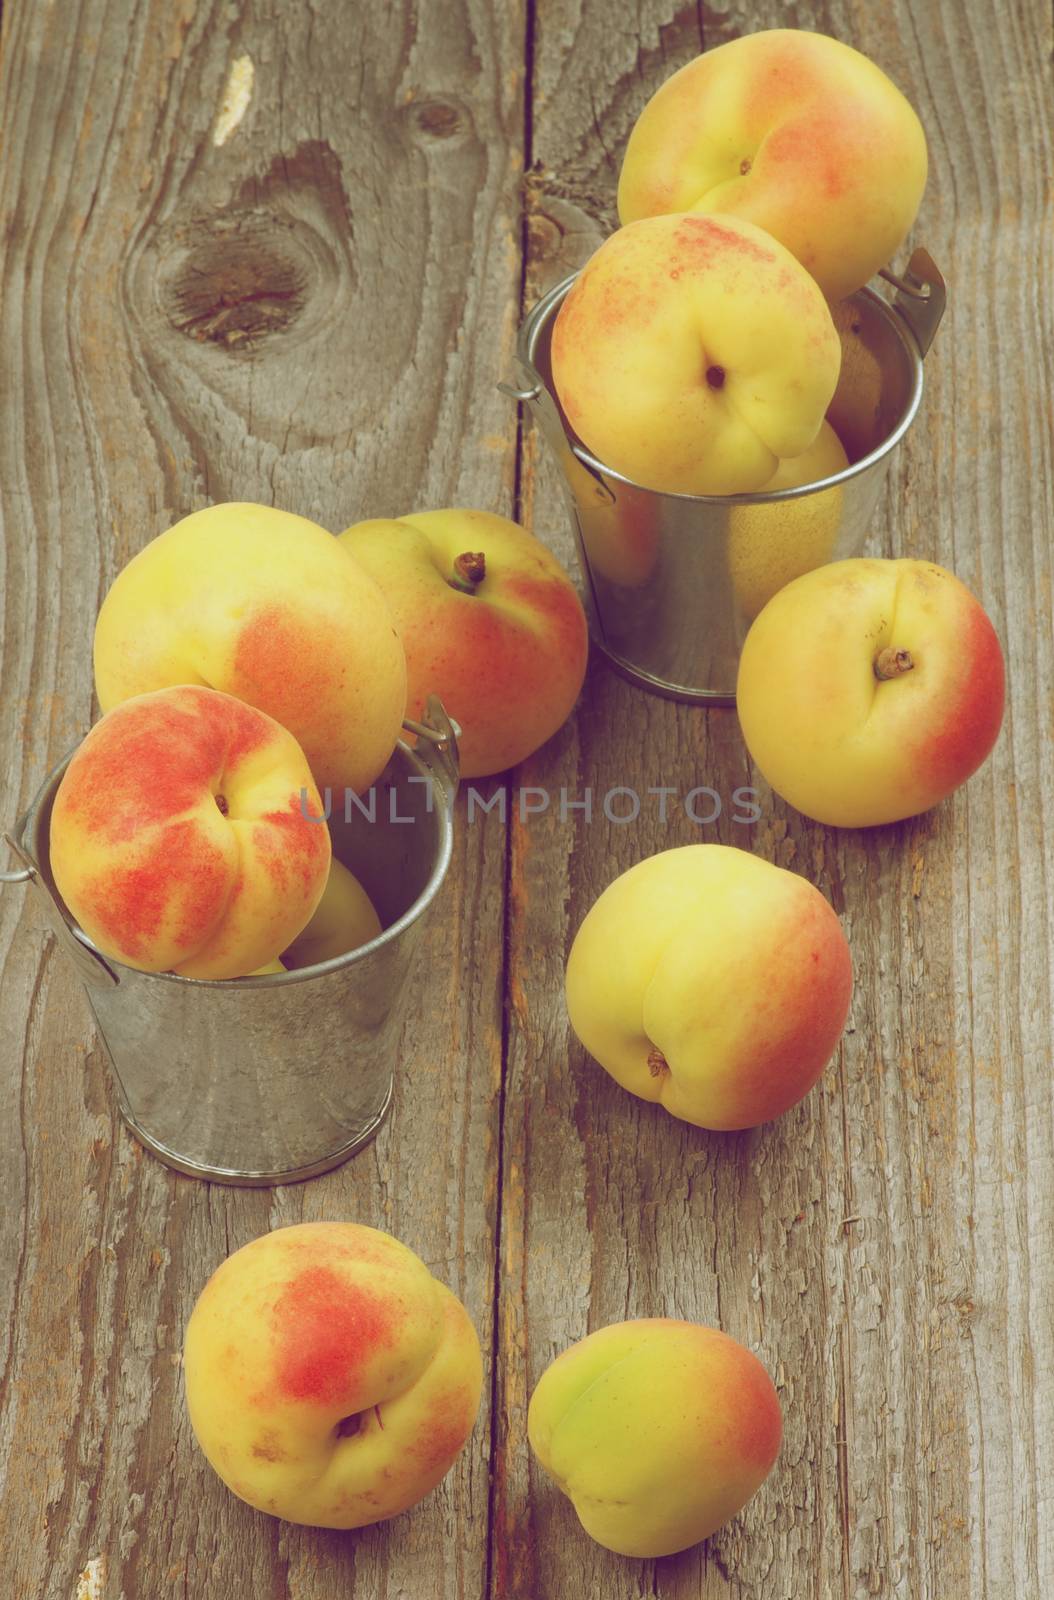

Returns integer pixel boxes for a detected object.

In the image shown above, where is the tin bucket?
[504,247,946,703]
[1,699,459,1186]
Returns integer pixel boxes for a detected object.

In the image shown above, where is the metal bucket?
[1,699,459,1186]
[504,247,946,703]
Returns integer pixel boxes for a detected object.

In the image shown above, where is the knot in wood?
[412,96,468,142]
[164,227,308,348]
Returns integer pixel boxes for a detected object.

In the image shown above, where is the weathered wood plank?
[3,0,1053,1595]
[0,2,524,1596]
[494,3,1054,1597]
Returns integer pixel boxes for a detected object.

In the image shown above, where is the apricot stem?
[705,365,725,390]
[647,1048,669,1079]
[449,550,486,594]
[215,793,229,815]
[874,647,914,680]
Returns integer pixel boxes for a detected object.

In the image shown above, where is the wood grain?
[0,1,523,1596]
[493,2,1054,1597]
[2,0,1052,1597]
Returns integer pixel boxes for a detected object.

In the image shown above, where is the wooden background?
[1,1,1051,1596]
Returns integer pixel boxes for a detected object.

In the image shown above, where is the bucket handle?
[3,702,460,991]
[878,247,946,358]
[498,376,616,507]
[403,696,460,810]
[0,861,33,885]
[499,246,947,494]
[2,831,121,988]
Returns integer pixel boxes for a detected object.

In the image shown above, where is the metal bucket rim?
[518,269,925,505]
[15,734,455,990]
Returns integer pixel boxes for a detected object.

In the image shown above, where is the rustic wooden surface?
[1,2,1051,1597]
